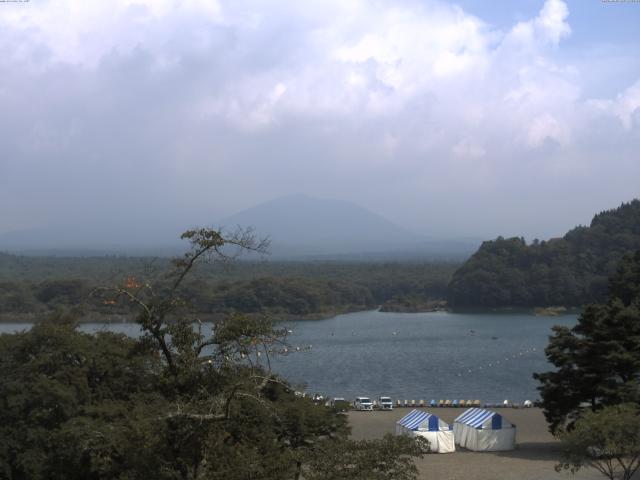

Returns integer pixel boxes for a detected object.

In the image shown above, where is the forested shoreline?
[0,254,457,321]
[3,199,640,319]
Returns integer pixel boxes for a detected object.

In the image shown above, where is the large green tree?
[0,320,166,480]
[556,403,640,480]
[534,251,640,434]
[0,227,423,480]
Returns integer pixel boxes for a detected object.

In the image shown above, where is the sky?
[1,0,639,243]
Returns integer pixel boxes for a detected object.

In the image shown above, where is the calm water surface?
[272,310,577,403]
[0,310,577,403]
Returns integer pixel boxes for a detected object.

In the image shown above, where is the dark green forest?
[0,228,425,480]
[449,200,640,308]
[534,250,640,433]
[0,253,457,321]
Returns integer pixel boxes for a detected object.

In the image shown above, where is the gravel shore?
[348,407,605,480]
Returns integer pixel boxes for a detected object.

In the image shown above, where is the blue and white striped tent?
[398,409,450,431]
[455,408,507,429]
[453,408,515,451]
[396,410,455,453]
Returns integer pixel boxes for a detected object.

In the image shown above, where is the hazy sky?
[1,0,639,241]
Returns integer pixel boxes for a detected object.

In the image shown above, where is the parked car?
[378,396,393,410]
[354,396,374,411]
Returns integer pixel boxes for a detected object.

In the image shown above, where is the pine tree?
[534,251,640,434]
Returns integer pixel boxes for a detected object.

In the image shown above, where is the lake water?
[0,310,577,404]
[272,310,577,403]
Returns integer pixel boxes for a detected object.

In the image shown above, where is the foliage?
[556,403,640,480]
[534,251,640,434]
[0,321,165,480]
[183,276,376,317]
[0,227,425,479]
[304,434,425,480]
[449,200,640,307]
[0,255,457,319]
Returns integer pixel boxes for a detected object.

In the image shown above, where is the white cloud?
[535,0,571,44]
[0,0,625,152]
[526,113,570,147]
[0,0,639,237]
[452,139,486,159]
[0,0,223,67]
[590,80,640,130]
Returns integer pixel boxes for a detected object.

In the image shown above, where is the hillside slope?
[448,200,640,307]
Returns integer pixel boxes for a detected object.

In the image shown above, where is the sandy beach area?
[348,407,606,480]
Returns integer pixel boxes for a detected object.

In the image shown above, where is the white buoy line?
[455,347,540,377]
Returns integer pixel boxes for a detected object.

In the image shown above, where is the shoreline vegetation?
[0,254,459,322]
[0,303,580,325]
[2,199,637,323]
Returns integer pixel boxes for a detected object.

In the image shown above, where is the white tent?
[396,409,455,453]
[453,408,516,451]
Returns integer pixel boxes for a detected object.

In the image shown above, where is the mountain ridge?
[0,194,479,259]
[220,194,424,252]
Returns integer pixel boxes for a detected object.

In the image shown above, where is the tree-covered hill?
[448,200,640,308]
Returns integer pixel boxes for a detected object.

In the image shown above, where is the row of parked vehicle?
[329,396,535,411]
[329,396,394,411]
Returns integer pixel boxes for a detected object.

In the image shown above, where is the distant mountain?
[0,195,479,259]
[220,194,463,257]
[448,199,640,308]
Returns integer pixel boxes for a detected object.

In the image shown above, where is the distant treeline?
[448,200,640,308]
[4,200,640,315]
[0,256,457,320]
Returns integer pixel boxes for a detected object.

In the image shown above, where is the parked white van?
[354,397,373,411]
[379,396,393,410]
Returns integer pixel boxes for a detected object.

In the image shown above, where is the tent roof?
[454,408,505,429]
[397,409,446,431]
